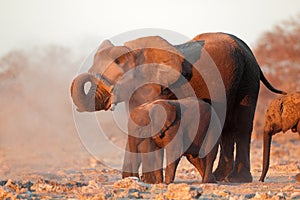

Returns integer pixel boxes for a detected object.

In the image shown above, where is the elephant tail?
[259,68,287,95]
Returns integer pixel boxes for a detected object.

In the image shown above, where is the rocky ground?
[0,132,299,199]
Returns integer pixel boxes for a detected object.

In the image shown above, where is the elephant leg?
[186,154,205,178]
[165,140,182,184]
[226,105,255,183]
[139,138,157,184]
[122,138,140,178]
[122,135,143,179]
[165,158,181,184]
[213,128,234,181]
[122,150,133,178]
[203,144,218,183]
[153,147,164,183]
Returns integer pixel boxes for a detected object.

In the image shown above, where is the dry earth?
[0,132,299,199]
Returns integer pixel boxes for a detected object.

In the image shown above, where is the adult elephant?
[70,32,285,183]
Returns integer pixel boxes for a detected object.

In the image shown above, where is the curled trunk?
[70,73,99,112]
[259,131,272,182]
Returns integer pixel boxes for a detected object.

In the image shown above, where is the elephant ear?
[124,36,184,86]
[149,100,178,134]
[88,39,115,74]
[174,40,204,64]
[89,40,134,83]
[97,39,114,52]
[281,93,300,132]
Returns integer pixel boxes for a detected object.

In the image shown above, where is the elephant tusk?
[110,103,116,111]
[109,95,116,111]
[76,108,84,112]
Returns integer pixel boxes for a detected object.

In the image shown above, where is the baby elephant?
[260,92,300,182]
[129,97,222,183]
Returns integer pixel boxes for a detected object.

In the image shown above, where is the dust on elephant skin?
[260,92,300,182]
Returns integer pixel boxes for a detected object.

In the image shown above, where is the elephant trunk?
[70,73,99,112]
[259,131,272,182]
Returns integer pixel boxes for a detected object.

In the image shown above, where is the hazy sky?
[1,0,300,56]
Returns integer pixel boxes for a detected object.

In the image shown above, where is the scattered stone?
[31,179,56,193]
[229,195,244,200]
[80,180,102,194]
[245,193,256,199]
[201,183,219,190]
[18,180,33,190]
[151,183,167,190]
[150,183,167,195]
[214,189,230,197]
[165,183,192,199]
[291,192,300,199]
[275,192,286,199]
[113,177,150,191]
[251,192,273,199]
[155,192,166,200]
[0,186,16,199]
[128,188,142,199]
[190,186,202,198]
[77,193,107,200]
[282,184,294,192]
[0,181,7,186]
[263,185,269,189]
[31,178,87,194]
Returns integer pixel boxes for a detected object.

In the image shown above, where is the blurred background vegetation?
[253,14,300,138]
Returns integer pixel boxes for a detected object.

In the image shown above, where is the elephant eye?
[114,59,120,64]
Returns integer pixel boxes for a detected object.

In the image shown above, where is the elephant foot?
[213,163,233,181]
[213,168,227,181]
[154,169,164,184]
[164,176,175,184]
[122,172,139,179]
[141,172,156,184]
[213,157,233,181]
[203,174,217,184]
[225,168,252,183]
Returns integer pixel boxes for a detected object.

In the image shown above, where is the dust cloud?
[0,46,93,179]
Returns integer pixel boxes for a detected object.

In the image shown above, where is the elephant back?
[281,92,300,132]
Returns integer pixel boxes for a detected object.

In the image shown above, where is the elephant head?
[70,36,188,112]
[128,100,178,139]
[70,39,133,112]
[149,101,179,140]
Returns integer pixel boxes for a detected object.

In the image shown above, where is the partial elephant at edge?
[260,92,300,182]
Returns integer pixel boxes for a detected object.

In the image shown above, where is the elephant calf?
[260,92,300,182]
[128,97,222,183]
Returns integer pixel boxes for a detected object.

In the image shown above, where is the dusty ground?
[0,132,299,199]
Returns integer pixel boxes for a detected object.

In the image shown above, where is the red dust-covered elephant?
[260,92,300,182]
